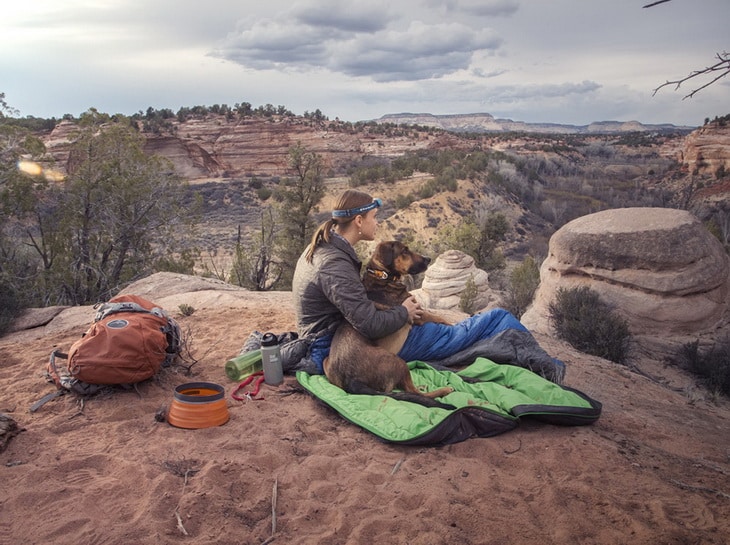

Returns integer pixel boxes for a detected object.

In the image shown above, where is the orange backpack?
[47,294,181,395]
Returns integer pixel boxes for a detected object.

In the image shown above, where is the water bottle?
[261,332,283,386]
[224,349,263,382]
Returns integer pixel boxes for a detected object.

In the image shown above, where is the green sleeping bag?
[297,358,602,446]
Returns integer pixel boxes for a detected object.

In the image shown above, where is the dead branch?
[652,51,730,99]
[271,478,278,536]
[171,323,205,374]
[169,463,200,536]
[162,458,201,479]
[174,510,189,536]
[643,1,729,98]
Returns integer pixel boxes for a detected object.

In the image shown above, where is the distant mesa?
[375,112,696,135]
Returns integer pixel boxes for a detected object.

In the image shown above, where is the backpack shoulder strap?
[94,301,165,322]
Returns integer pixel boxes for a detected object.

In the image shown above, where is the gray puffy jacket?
[292,234,408,340]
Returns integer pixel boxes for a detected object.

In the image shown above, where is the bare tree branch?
[652,51,730,99]
[644,0,729,98]
[643,0,672,8]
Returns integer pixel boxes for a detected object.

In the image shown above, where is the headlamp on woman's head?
[332,198,382,218]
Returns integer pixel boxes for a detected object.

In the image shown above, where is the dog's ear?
[378,241,397,268]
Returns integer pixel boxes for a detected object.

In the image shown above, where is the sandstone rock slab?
[522,208,729,344]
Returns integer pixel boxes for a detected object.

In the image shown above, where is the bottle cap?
[261,332,278,347]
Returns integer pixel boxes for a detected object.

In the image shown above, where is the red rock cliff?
[679,121,730,176]
[41,115,468,180]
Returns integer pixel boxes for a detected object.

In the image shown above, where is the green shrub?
[433,213,507,273]
[393,193,415,209]
[459,274,479,315]
[154,248,197,275]
[548,286,631,364]
[256,186,272,201]
[505,256,540,318]
[675,338,730,398]
[178,304,196,317]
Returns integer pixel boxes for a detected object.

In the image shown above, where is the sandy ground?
[1,274,728,545]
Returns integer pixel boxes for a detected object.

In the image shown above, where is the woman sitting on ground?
[290,189,565,383]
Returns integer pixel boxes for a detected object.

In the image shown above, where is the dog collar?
[366,268,389,280]
[332,198,382,218]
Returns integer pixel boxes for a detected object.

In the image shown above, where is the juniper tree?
[1,110,194,305]
[273,143,325,288]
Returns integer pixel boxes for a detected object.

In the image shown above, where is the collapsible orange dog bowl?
[167,382,230,429]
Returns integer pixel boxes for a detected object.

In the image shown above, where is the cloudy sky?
[2,0,728,127]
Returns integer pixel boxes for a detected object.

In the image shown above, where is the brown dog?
[322,241,454,409]
[363,240,452,326]
[323,322,454,408]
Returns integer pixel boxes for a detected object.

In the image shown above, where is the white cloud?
[214,18,502,82]
[292,0,392,32]
[421,0,519,18]
[331,23,502,81]
[214,19,332,67]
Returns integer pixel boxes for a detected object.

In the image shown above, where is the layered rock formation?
[522,207,730,357]
[39,116,467,180]
[39,112,705,183]
[679,121,730,176]
[413,250,497,312]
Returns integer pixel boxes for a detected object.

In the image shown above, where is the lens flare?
[43,168,65,182]
[17,160,65,182]
[17,159,42,176]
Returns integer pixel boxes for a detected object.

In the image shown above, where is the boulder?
[414,250,497,312]
[522,208,730,357]
[8,306,68,333]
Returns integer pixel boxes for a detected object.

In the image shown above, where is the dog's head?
[369,241,431,278]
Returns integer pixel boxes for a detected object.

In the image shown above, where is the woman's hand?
[402,296,423,324]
